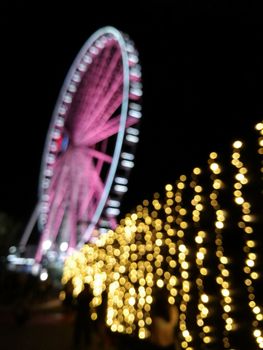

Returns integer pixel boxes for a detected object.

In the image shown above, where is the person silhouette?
[149,288,180,350]
[72,283,94,349]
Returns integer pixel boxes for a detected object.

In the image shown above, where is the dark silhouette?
[63,279,74,313]
[149,288,180,350]
[92,290,116,350]
[13,273,34,327]
[72,283,94,349]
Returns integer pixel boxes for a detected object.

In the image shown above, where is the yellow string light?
[190,167,213,346]
[209,152,235,349]
[232,139,263,349]
[61,120,263,350]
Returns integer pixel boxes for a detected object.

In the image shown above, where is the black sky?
[0,1,263,222]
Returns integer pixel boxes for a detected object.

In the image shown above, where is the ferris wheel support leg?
[19,203,40,253]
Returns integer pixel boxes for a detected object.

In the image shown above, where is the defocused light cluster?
[232,139,263,348]
[62,121,262,349]
[63,199,182,339]
[209,152,234,349]
[172,176,193,350]
[191,166,212,347]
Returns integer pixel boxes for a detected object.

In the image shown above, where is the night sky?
[0,3,263,349]
[0,1,262,223]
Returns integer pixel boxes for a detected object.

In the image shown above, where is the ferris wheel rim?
[38,26,142,249]
[38,26,129,198]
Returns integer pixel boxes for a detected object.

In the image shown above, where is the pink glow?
[35,34,141,263]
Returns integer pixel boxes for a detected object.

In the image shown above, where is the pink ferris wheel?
[15,26,142,269]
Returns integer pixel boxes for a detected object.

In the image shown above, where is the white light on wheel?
[42,239,52,250]
[60,242,69,252]
[40,269,48,281]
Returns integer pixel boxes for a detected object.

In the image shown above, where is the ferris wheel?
[14,26,142,269]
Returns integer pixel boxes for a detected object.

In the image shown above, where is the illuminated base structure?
[62,121,263,350]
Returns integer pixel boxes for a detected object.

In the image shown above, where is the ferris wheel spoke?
[83,95,122,144]
[78,161,104,219]
[85,73,123,131]
[67,182,80,249]
[90,46,122,115]
[48,201,67,246]
[44,153,71,210]
[84,187,104,229]
[71,71,123,145]
[44,152,73,225]
[47,176,71,237]
[79,193,98,226]
[48,183,68,233]
[94,138,108,174]
[87,166,104,208]
[46,147,71,184]
[48,155,67,189]
[87,148,112,164]
[93,93,122,126]
[86,43,118,112]
[67,153,90,245]
[126,115,140,127]
[87,115,121,145]
[87,114,139,145]
[65,70,98,139]
[73,95,122,146]
[35,188,69,263]
[70,47,122,137]
[75,42,120,120]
